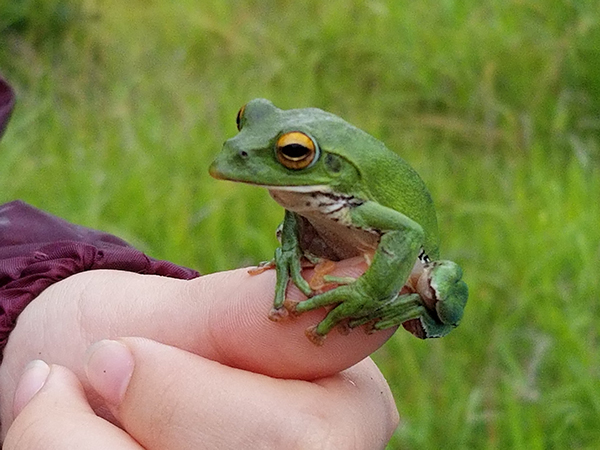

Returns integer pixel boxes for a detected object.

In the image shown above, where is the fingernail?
[85,340,134,405]
[13,360,50,417]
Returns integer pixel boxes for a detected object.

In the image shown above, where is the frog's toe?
[305,325,327,346]
[248,260,276,275]
[362,320,380,334]
[283,298,302,316]
[268,306,288,322]
[337,320,351,335]
[308,259,337,291]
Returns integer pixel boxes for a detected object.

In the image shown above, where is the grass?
[1,0,599,448]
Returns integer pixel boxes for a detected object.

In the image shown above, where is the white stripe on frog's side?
[312,191,365,217]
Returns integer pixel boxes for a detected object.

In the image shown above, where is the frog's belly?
[297,214,379,260]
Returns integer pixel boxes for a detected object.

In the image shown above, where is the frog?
[209,99,468,345]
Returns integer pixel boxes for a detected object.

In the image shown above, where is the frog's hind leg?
[367,303,456,339]
[343,292,454,339]
[347,293,425,330]
[350,260,468,339]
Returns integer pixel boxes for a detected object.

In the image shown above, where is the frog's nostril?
[239,150,249,159]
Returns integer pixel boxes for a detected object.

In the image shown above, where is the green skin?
[210,99,468,345]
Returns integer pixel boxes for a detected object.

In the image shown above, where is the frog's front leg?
[268,210,313,320]
[293,201,425,344]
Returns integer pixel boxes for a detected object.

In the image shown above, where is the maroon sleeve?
[0,200,200,361]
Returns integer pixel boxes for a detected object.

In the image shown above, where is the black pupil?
[281,143,309,160]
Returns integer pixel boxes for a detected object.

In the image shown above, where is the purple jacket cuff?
[0,200,200,361]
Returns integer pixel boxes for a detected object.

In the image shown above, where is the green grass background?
[1,0,599,448]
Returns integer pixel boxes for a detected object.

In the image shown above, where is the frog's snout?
[209,138,250,181]
[208,160,225,179]
[208,142,231,180]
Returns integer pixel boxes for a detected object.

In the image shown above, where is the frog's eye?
[276,132,318,170]
[236,104,246,131]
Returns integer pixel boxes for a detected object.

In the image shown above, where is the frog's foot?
[307,260,358,291]
[248,260,276,275]
[250,255,318,277]
[294,284,378,344]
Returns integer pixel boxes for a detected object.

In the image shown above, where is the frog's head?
[209,99,380,192]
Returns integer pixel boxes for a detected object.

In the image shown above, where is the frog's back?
[356,138,440,259]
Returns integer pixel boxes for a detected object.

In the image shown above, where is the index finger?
[70,259,395,380]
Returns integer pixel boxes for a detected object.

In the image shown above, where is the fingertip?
[195,264,397,380]
[12,363,90,424]
[5,363,143,450]
[13,360,50,417]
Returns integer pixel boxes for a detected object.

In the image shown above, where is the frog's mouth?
[209,158,327,190]
[209,161,330,193]
[262,184,331,193]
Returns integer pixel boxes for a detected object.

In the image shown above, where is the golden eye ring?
[236,104,246,131]
[275,132,318,170]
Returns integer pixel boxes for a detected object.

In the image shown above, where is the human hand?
[0,258,399,446]
[5,337,397,449]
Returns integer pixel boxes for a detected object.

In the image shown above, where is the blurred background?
[1,0,599,448]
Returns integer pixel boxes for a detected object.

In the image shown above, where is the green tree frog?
[210,99,468,345]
